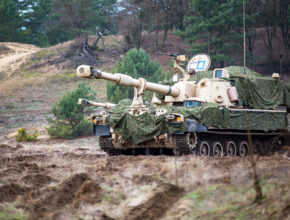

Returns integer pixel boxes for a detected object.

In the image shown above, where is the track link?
[99,130,288,156]
[99,136,120,156]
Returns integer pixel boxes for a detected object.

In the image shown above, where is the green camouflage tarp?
[227,110,288,131]
[188,66,262,81]
[232,76,290,109]
[107,102,228,144]
[106,101,288,144]
[189,66,290,109]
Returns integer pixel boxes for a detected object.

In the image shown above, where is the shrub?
[46,82,96,139]
[15,128,38,142]
[107,48,165,103]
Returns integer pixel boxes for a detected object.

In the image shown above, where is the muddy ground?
[0,134,289,220]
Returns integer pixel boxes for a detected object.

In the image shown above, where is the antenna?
[279,53,283,75]
[243,0,246,75]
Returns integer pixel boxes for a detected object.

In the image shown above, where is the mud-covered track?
[100,130,288,157]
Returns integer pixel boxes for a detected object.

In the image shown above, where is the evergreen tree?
[46,83,96,139]
[107,48,164,103]
[178,0,244,66]
[51,0,117,38]
[0,0,23,42]
[26,0,53,46]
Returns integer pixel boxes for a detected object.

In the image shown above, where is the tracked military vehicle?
[77,54,289,157]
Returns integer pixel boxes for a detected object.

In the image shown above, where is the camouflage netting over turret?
[188,66,262,81]
[232,76,290,109]
[106,100,288,144]
[189,66,290,109]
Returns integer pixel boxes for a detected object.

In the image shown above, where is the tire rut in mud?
[124,183,184,220]
[27,173,90,219]
[0,183,28,202]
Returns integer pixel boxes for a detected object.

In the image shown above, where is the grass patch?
[22,71,42,79]
[102,190,126,205]
[0,204,27,220]
[35,49,54,59]
[181,178,290,220]
[54,71,77,80]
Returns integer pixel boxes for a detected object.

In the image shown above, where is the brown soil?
[21,174,54,187]
[125,183,183,220]
[0,183,27,202]
[73,180,103,208]
[28,173,89,219]
[0,138,288,219]
[0,144,15,153]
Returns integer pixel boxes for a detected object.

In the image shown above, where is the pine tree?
[46,83,96,139]
[107,48,164,103]
[0,0,23,41]
[178,0,244,66]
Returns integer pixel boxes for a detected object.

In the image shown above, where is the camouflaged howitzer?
[77,54,289,156]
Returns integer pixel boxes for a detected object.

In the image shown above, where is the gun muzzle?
[77,65,93,78]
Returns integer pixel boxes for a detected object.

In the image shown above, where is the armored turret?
[76,55,238,109]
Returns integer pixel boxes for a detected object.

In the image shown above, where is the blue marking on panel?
[196,61,205,70]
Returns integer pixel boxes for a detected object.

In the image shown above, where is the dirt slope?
[0,42,40,78]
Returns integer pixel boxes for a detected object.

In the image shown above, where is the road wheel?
[254,140,265,155]
[225,141,236,157]
[198,141,210,156]
[272,136,285,152]
[238,141,248,156]
[145,148,150,156]
[212,142,224,157]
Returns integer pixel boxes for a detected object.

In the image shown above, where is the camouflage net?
[189,66,290,109]
[106,101,288,144]
[188,66,262,81]
[232,76,290,109]
[107,102,227,144]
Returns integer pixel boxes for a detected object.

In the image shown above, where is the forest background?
[0,0,289,72]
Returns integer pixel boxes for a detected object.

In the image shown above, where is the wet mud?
[0,141,289,219]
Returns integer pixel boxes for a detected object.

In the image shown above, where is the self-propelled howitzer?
[76,57,289,157]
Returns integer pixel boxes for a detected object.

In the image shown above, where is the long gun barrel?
[77,65,179,97]
[156,51,180,57]
[78,99,116,109]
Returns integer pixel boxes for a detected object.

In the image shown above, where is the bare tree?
[247,119,263,204]
[278,0,290,69]
[118,0,151,49]
[262,0,279,72]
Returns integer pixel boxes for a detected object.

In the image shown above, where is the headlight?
[166,114,184,123]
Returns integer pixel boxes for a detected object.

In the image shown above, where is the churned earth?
[0,132,289,220]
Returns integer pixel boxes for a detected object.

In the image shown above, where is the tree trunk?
[279,0,289,63]
[161,27,169,50]
[155,2,159,48]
